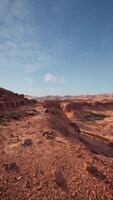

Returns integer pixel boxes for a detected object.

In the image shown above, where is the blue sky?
[0,0,113,96]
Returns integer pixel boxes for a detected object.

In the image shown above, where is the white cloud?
[44,73,64,83]
[44,73,58,82]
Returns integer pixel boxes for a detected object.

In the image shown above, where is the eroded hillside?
[0,88,113,200]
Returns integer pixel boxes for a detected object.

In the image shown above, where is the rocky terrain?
[0,88,36,112]
[1,87,113,199]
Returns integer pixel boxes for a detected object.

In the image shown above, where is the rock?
[26,175,33,190]
[25,110,37,116]
[54,170,68,191]
[69,122,81,134]
[0,102,5,111]
[0,115,5,124]
[3,162,19,172]
[108,141,113,148]
[43,100,61,115]
[55,170,65,186]
[42,131,55,139]
[86,163,106,181]
[9,112,21,120]
[0,87,36,112]
[31,99,37,103]
[23,138,33,146]
[44,108,49,113]
[19,94,24,98]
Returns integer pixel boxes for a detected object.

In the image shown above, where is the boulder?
[23,138,33,146]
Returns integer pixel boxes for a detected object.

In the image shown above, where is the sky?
[0,0,113,96]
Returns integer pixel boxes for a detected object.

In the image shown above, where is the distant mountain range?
[25,93,113,102]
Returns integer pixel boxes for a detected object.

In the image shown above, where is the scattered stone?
[54,170,68,191]
[3,162,19,172]
[44,108,49,113]
[42,131,55,139]
[26,175,33,190]
[86,163,106,181]
[23,138,33,146]
[44,108,56,114]
[16,176,22,181]
[13,176,22,184]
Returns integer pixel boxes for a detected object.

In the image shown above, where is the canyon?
[0,87,113,199]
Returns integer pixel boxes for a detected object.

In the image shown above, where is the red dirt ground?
[1,88,113,200]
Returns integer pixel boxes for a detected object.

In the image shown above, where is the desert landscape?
[0,0,113,199]
[0,87,113,200]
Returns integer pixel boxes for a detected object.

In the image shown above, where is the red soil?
[0,88,113,199]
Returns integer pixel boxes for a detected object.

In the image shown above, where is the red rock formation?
[0,87,36,112]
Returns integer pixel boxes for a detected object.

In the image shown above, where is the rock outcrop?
[0,87,36,112]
